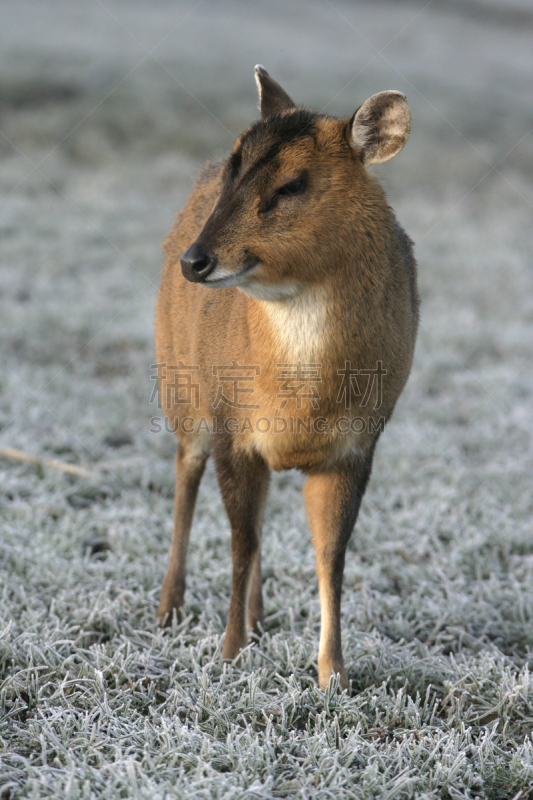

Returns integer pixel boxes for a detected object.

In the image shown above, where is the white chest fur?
[258,286,329,363]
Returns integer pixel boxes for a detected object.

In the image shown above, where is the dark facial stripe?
[228,148,242,181]
[226,109,320,186]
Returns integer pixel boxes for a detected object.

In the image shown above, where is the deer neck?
[248,284,331,365]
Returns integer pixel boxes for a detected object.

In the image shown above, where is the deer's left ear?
[254,65,295,120]
[350,91,410,165]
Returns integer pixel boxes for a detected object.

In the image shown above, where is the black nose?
[180,243,217,282]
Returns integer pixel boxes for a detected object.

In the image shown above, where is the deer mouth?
[203,256,259,288]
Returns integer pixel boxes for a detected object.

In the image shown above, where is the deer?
[155,66,418,690]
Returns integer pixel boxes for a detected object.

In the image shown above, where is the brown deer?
[155,66,418,690]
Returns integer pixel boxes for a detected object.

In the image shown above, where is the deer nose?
[180,243,218,282]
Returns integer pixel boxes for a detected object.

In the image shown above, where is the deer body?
[155,67,418,689]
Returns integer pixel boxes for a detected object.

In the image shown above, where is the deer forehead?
[226,113,345,191]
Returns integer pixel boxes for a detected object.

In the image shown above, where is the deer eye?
[275,177,307,198]
[262,176,307,212]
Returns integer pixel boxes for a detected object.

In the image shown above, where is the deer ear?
[350,91,410,165]
[254,65,295,120]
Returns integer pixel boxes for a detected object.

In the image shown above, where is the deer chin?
[238,281,301,301]
[202,261,300,301]
[202,259,259,289]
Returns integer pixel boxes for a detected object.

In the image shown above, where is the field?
[1,1,533,797]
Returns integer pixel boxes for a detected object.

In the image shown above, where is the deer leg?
[213,442,270,661]
[303,451,374,690]
[248,550,264,637]
[158,437,209,625]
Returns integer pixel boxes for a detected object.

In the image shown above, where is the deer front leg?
[247,551,264,638]
[158,437,209,625]
[303,452,374,690]
[213,442,270,661]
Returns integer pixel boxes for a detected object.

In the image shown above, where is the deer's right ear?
[350,91,410,165]
[254,65,295,120]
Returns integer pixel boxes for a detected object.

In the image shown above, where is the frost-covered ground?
[1,1,533,797]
